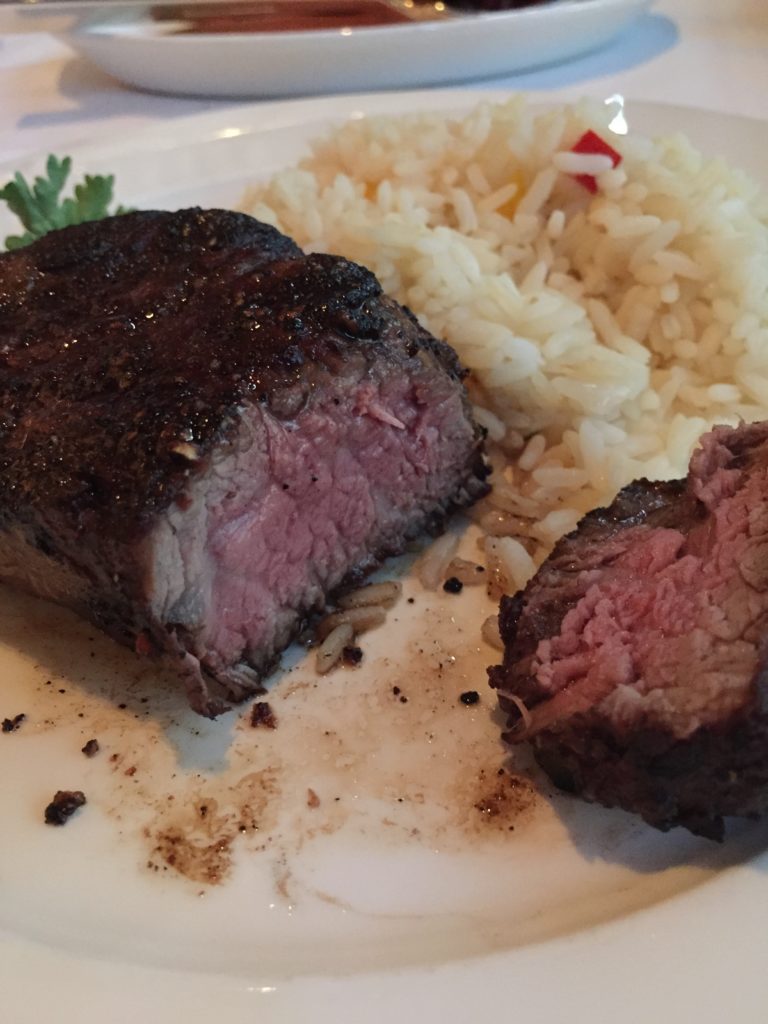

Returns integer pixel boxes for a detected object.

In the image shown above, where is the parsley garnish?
[0,155,128,251]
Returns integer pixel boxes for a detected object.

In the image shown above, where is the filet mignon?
[0,208,487,716]
[489,421,768,839]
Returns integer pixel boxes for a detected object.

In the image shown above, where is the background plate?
[59,0,651,97]
[1,93,767,1023]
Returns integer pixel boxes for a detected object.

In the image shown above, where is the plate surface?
[1,93,768,1024]
[61,0,651,98]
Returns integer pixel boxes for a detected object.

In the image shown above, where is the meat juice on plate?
[2,533,765,979]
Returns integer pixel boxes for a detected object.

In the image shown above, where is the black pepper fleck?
[81,739,100,757]
[460,690,480,706]
[342,645,363,666]
[2,713,25,733]
[443,576,463,594]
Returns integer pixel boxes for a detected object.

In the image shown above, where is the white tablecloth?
[0,0,766,163]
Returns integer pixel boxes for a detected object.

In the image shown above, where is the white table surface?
[0,0,765,165]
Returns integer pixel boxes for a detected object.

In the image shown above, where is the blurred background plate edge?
[50,0,653,98]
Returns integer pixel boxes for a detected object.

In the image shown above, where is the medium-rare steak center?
[0,209,487,716]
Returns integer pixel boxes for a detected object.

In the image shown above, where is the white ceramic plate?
[1,93,768,1024]
[58,0,652,98]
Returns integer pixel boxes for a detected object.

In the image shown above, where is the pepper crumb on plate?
[81,738,100,757]
[443,576,463,594]
[44,790,86,825]
[342,645,363,666]
[250,701,277,729]
[460,690,480,706]
[2,713,25,733]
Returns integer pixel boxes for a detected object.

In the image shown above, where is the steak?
[489,421,768,839]
[0,208,487,716]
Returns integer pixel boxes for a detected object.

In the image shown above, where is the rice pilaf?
[247,97,768,590]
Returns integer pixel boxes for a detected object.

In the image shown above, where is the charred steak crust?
[489,422,768,838]
[529,700,768,841]
[0,209,468,528]
[0,208,488,715]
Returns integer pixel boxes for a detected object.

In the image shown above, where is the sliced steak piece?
[0,208,487,716]
[489,421,768,839]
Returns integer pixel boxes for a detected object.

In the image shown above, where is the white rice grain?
[338,581,402,610]
[517,433,547,472]
[481,615,504,651]
[316,606,387,642]
[552,152,615,176]
[316,624,355,675]
[417,533,460,590]
[486,536,537,592]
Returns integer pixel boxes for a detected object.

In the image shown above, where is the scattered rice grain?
[315,606,387,642]
[417,533,461,590]
[316,623,355,675]
[338,581,402,610]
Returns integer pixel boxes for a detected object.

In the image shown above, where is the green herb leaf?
[0,155,129,250]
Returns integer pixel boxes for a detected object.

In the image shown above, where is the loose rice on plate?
[246,97,768,589]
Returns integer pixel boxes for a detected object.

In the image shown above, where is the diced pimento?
[570,129,622,194]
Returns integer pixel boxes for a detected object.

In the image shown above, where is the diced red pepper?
[135,630,153,656]
[570,129,623,194]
